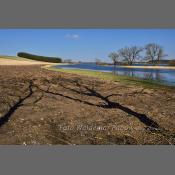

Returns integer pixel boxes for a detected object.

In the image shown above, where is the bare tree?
[108,52,120,74]
[145,43,166,64]
[119,46,143,65]
[64,59,72,63]
[157,47,166,64]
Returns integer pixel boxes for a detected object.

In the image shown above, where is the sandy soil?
[0,58,57,66]
[0,65,175,145]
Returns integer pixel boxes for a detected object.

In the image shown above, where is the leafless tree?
[108,52,120,74]
[119,46,143,65]
[64,59,72,63]
[145,43,166,64]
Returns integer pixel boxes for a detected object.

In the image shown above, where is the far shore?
[118,65,175,69]
[97,63,175,69]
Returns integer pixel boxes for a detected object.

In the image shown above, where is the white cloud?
[65,34,80,40]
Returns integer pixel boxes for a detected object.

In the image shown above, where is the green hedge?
[169,60,175,66]
[17,52,62,63]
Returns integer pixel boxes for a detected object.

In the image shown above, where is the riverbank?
[0,65,175,145]
[96,62,175,69]
[45,66,175,89]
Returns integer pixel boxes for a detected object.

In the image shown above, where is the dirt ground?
[0,65,175,145]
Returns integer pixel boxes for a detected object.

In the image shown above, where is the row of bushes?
[17,52,62,63]
[169,60,175,66]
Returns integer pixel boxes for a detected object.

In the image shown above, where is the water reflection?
[117,69,165,83]
[143,70,163,82]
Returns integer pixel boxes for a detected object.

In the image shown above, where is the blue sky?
[0,29,175,62]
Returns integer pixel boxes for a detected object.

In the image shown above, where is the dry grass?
[0,57,57,66]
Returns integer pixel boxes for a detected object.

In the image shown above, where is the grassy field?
[0,55,30,61]
[0,56,69,66]
[0,56,61,66]
[44,66,175,90]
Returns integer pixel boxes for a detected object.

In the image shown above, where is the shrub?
[169,60,175,66]
[17,52,62,63]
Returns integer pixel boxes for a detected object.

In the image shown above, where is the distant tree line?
[108,43,167,74]
[17,52,62,63]
[169,60,175,66]
[63,59,73,63]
